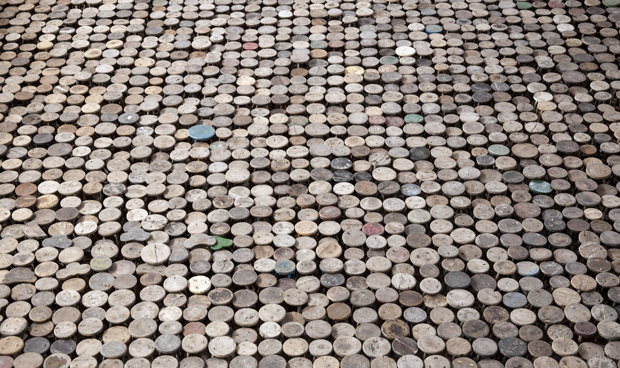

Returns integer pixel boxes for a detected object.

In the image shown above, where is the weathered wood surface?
[2,0,620,367]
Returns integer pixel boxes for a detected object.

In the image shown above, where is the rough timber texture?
[3,0,620,368]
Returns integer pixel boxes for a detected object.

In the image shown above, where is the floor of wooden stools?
[1,0,620,368]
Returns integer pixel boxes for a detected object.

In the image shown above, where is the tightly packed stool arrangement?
[3,0,620,368]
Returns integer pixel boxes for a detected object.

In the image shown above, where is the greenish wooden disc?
[311,41,328,49]
[211,236,233,251]
[90,257,112,272]
[405,114,423,124]
[529,180,552,194]
[289,116,309,126]
[380,56,399,65]
[516,2,532,9]
[488,144,510,156]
